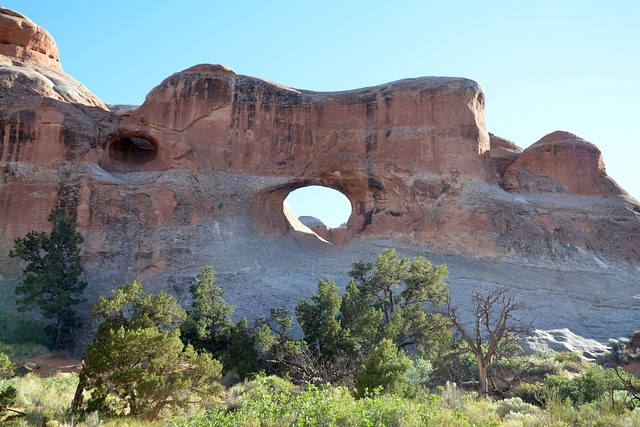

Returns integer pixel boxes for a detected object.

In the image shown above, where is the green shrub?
[544,365,622,406]
[495,397,539,418]
[0,379,18,417]
[0,352,15,378]
[554,351,582,364]
[11,374,78,425]
[225,374,297,411]
[354,338,412,398]
[406,356,433,389]
[513,381,546,406]
[528,351,563,376]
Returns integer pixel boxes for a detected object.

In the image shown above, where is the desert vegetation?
[1,207,640,426]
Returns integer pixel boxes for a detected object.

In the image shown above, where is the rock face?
[503,131,625,195]
[489,133,523,185]
[0,8,59,68]
[298,216,347,244]
[0,8,639,352]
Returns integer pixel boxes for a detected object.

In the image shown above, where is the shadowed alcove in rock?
[100,133,166,172]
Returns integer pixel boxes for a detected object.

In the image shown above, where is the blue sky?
[5,1,638,227]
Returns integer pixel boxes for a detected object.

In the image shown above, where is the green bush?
[354,338,412,398]
[544,365,622,405]
[406,356,434,389]
[12,374,78,425]
[495,396,539,418]
[554,351,582,364]
[0,352,15,378]
[170,384,495,427]
[513,381,546,406]
[225,374,297,411]
[0,379,18,417]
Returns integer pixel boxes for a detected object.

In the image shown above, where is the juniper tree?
[347,248,450,356]
[76,281,223,421]
[9,207,87,350]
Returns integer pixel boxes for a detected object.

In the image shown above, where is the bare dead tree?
[447,286,531,395]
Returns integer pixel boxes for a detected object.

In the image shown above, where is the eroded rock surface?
[0,8,638,351]
[503,131,625,195]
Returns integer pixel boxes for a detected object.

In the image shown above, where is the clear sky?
[5,1,638,226]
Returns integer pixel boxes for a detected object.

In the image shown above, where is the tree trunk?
[478,359,488,395]
[148,401,166,421]
[71,378,84,410]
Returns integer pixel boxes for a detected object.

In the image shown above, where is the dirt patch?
[22,352,82,377]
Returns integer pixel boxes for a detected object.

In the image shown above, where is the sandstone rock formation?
[503,131,626,195]
[298,216,347,244]
[0,8,638,353]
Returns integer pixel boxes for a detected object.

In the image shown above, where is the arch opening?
[284,185,352,245]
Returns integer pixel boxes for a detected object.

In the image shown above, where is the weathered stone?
[0,7,59,68]
[489,133,523,185]
[524,329,609,360]
[298,216,347,245]
[503,131,625,195]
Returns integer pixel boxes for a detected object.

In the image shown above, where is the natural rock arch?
[284,185,353,244]
[252,176,376,243]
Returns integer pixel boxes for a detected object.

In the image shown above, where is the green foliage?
[263,249,452,387]
[4,374,78,425]
[171,379,504,427]
[295,278,350,359]
[181,266,235,351]
[180,266,255,378]
[554,351,582,364]
[254,307,297,356]
[0,308,50,347]
[9,207,87,350]
[219,318,260,380]
[0,353,15,379]
[544,365,622,405]
[427,334,479,386]
[0,379,17,417]
[339,279,383,354]
[512,381,546,406]
[90,280,185,331]
[494,396,539,418]
[348,248,450,354]
[254,307,309,380]
[406,356,434,390]
[79,281,223,421]
[354,338,412,398]
[225,374,297,411]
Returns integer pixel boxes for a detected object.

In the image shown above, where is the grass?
[1,372,640,426]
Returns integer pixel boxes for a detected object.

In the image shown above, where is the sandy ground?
[22,353,82,377]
